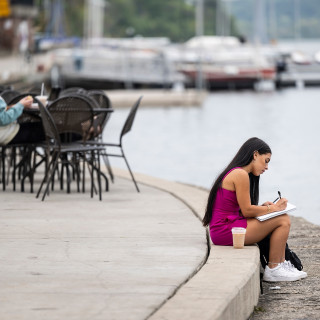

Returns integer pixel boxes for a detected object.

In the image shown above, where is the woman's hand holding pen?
[274,198,288,211]
[263,190,287,212]
[262,196,287,213]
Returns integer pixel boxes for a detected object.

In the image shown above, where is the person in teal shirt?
[0,96,44,144]
[0,96,30,126]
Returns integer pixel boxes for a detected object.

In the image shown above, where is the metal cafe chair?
[0,89,21,104]
[86,90,114,181]
[48,94,106,194]
[37,96,105,200]
[47,86,61,102]
[59,87,87,98]
[0,145,8,191]
[72,92,114,190]
[0,84,12,94]
[90,96,143,192]
[64,90,115,189]
[87,90,112,136]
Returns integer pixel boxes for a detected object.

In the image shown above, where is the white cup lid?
[231,227,246,234]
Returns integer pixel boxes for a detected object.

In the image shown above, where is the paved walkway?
[1,124,316,320]
[0,172,207,320]
[1,165,316,320]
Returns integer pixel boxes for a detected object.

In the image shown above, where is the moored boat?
[173,36,276,89]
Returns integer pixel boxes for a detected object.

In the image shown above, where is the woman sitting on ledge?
[202,137,307,282]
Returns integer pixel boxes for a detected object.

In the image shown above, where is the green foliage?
[34,0,320,42]
[232,0,320,40]
[34,0,85,37]
[64,0,85,37]
[104,0,197,42]
[34,0,225,42]
[104,0,241,42]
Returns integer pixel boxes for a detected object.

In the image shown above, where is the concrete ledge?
[150,246,260,320]
[106,89,208,108]
[113,168,260,320]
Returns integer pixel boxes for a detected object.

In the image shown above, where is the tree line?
[34,0,320,43]
[34,0,238,43]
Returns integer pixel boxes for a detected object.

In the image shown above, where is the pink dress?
[209,167,247,246]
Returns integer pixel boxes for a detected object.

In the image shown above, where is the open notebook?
[256,203,296,222]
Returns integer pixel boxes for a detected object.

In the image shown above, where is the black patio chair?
[87,90,111,109]
[51,95,107,190]
[48,86,61,102]
[0,145,8,191]
[87,90,112,136]
[91,96,143,192]
[0,90,21,104]
[83,90,114,180]
[59,87,87,98]
[0,85,12,94]
[37,98,105,201]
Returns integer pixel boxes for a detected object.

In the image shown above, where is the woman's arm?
[0,98,23,126]
[233,170,287,218]
[0,96,32,126]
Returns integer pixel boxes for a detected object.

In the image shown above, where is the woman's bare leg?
[245,214,291,268]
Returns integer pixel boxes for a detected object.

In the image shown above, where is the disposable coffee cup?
[231,227,246,249]
[36,95,48,107]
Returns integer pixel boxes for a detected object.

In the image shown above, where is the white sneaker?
[263,263,302,282]
[283,260,307,279]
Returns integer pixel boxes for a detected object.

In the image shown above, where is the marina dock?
[3,48,320,93]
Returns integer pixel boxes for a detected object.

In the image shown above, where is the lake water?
[103,87,320,226]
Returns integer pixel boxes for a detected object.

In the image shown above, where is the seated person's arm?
[234,170,287,217]
[0,96,33,126]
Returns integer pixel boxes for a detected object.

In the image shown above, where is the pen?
[273,191,282,203]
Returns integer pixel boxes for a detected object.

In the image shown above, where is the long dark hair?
[202,137,272,227]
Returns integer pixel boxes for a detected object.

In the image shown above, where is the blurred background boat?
[3,0,320,91]
[49,37,186,90]
[49,35,278,90]
[173,36,276,90]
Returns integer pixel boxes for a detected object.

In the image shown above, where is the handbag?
[285,245,303,271]
[0,122,20,145]
[257,234,303,270]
